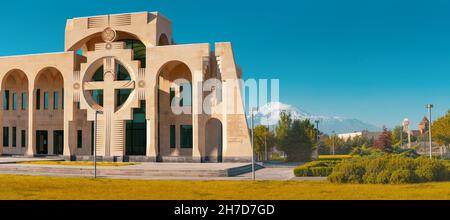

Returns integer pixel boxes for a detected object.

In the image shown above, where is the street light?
[251,107,258,181]
[315,120,320,156]
[425,104,433,159]
[93,110,103,178]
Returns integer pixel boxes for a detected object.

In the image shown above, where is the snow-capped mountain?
[250,102,381,134]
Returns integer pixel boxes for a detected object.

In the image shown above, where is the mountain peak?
[250,102,381,134]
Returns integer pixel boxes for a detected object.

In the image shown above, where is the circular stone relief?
[102,27,117,43]
[138,80,146,88]
[73,83,80,90]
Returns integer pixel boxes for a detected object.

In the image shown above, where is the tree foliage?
[373,127,393,153]
[432,110,450,146]
[253,125,276,161]
[275,112,316,162]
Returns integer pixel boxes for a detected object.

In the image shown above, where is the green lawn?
[0,175,449,200]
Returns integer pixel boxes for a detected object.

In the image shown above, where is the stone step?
[0,163,263,178]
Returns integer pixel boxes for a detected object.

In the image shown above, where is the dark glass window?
[116,64,131,80]
[62,89,64,109]
[21,130,26,148]
[180,125,193,148]
[169,87,176,107]
[21,92,26,110]
[116,89,132,108]
[77,130,82,149]
[180,84,192,107]
[3,127,9,147]
[124,40,146,68]
[3,90,9,110]
[92,90,104,106]
[53,91,59,110]
[12,93,17,110]
[43,92,49,110]
[12,127,16,147]
[36,89,41,110]
[92,66,104,81]
[126,101,147,156]
[170,125,176,149]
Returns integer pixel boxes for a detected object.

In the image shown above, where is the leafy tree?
[432,110,450,146]
[374,127,393,153]
[275,111,292,145]
[280,120,314,162]
[253,125,276,161]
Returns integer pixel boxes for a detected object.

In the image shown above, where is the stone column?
[26,85,36,156]
[192,70,204,162]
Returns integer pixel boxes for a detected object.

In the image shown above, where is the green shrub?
[414,157,448,182]
[328,159,366,183]
[328,155,449,184]
[390,169,418,184]
[309,167,333,177]
[293,159,340,177]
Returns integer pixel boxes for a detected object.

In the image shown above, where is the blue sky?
[0,0,449,129]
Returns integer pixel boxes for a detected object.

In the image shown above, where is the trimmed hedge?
[318,155,352,161]
[328,155,449,184]
[294,160,340,177]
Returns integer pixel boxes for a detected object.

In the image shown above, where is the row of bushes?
[294,160,341,177]
[328,155,449,184]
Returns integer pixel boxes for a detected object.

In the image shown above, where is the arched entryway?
[1,69,29,155]
[205,118,223,163]
[34,67,64,155]
[157,61,193,160]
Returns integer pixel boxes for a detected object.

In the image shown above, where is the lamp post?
[315,120,320,156]
[93,110,103,178]
[425,104,433,159]
[331,131,336,156]
[251,107,257,181]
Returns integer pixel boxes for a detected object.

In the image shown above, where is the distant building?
[338,130,382,141]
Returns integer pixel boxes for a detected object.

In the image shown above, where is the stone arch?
[156,61,193,158]
[0,69,29,154]
[67,30,147,53]
[205,118,223,163]
[158,33,170,46]
[33,67,65,155]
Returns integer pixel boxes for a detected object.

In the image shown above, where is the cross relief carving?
[84,57,135,110]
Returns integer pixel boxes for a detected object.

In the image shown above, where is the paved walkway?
[0,156,327,181]
[0,156,63,164]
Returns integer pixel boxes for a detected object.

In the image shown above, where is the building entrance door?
[53,130,63,155]
[36,130,48,155]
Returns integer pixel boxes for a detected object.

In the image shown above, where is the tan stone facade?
[0,12,252,162]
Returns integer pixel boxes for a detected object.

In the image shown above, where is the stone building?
[0,12,252,162]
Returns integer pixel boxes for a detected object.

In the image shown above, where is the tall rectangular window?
[21,92,26,110]
[21,130,26,148]
[53,91,59,110]
[62,89,64,109]
[180,125,193,149]
[77,130,82,149]
[3,90,9,110]
[36,89,41,110]
[3,127,9,147]
[169,87,176,107]
[12,127,16,147]
[43,92,49,110]
[12,93,17,110]
[180,84,192,107]
[170,125,176,149]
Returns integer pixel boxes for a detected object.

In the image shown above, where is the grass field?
[17,161,139,167]
[0,175,448,200]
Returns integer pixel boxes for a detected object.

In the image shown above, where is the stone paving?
[0,156,327,181]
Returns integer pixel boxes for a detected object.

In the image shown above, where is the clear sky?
[0,0,449,129]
